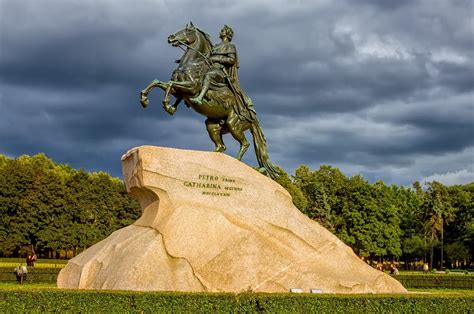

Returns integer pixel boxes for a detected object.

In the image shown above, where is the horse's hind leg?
[205,119,226,152]
[226,113,250,161]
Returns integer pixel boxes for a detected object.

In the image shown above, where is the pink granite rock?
[57,146,406,293]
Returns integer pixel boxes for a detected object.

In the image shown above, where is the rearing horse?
[139,23,279,179]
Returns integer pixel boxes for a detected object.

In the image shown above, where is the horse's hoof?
[140,96,149,108]
[166,106,176,115]
[214,145,226,153]
[140,91,149,107]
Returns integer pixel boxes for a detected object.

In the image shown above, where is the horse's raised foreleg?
[162,82,175,111]
[164,96,182,115]
[166,80,199,95]
[163,79,197,107]
[140,79,168,108]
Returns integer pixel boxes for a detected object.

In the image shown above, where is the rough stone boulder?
[57,145,406,293]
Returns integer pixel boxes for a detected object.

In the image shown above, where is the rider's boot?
[191,81,210,105]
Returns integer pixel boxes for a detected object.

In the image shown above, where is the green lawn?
[407,288,474,296]
[399,270,473,276]
[0,282,56,290]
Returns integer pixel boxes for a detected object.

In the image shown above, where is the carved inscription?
[183,174,243,197]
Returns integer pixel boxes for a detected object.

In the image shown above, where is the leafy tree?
[338,176,401,258]
[401,235,425,265]
[0,154,60,254]
[395,185,424,267]
[293,165,348,233]
[444,183,473,267]
[294,166,402,259]
[444,241,469,266]
[420,181,456,269]
[0,153,141,258]
[0,155,11,169]
[273,166,308,212]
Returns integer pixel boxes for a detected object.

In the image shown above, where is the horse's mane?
[194,26,213,51]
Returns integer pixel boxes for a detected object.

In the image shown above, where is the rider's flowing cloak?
[231,63,257,122]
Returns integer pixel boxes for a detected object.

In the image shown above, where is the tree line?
[275,165,473,270]
[0,153,472,269]
[0,153,141,258]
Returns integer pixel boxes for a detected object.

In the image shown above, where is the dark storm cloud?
[1,0,473,185]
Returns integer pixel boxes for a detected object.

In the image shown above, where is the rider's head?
[220,25,234,41]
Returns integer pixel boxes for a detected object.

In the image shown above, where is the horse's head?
[168,22,212,54]
[168,22,199,47]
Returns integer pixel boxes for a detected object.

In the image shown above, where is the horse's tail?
[250,119,280,179]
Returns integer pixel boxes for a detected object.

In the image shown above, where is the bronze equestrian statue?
[139,22,279,179]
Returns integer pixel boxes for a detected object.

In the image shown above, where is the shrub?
[0,291,472,313]
[0,267,60,283]
[395,275,474,290]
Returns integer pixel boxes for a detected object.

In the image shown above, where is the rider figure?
[192,25,255,120]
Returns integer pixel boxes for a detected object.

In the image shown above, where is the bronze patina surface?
[140,23,279,179]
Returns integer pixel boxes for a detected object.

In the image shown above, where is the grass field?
[0,282,56,290]
[406,288,474,296]
[399,270,473,276]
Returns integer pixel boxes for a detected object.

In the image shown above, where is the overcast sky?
[1,0,473,186]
